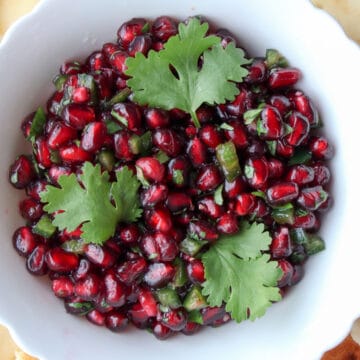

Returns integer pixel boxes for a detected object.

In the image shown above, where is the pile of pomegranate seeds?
[9,15,332,339]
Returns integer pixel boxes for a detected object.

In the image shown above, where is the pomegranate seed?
[74,273,102,300]
[109,51,128,75]
[45,247,79,272]
[294,211,316,229]
[285,165,315,185]
[224,177,248,199]
[276,139,294,158]
[224,120,248,148]
[216,28,237,48]
[225,87,254,116]
[72,87,90,104]
[102,42,120,59]
[266,182,299,206]
[270,227,292,259]
[292,90,320,128]
[48,165,72,184]
[21,112,36,138]
[52,276,74,298]
[34,137,52,168]
[116,257,148,285]
[62,104,95,130]
[244,157,268,189]
[19,198,43,221]
[59,144,92,164]
[201,306,227,325]
[187,137,207,167]
[234,193,256,216]
[81,122,107,153]
[186,259,205,284]
[117,18,148,49]
[138,287,158,317]
[153,322,173,340]
[144,108,169,129]
[182,321,201,335]
[72,258,93,281]
[217,212,239,234]
[26,244,48,275]
[47,122,78,150]
[161,309,187,331]
[197,196,224,219]
[311,164,331,186]
[196,105,215,124]
[269,95,291,116]
[145,206,173,233]
[199,124,223,149]
[257,106,284,140]
[13,226,37,257]
[174,211,194,226]
[277,259,294,287]
[268,68,301,88]
[136,157,165,183]
[152,16,178,41]
[144,262,175,288]
[114,131,135,161]
[140,183,168,207]
[86,309,106,326]
[250,198,270,219]
[309,136,334,160]
[111,103,142,132]
[87,51,109,71]
[284,112,310,147]
[246,139,266,157]
[47,91,63,116]
[60,61,83,75]
[267,158,284,178]
[118,224,140,245]
[167,156,190,187]
[188,220,219,242]
[105,311,128,332]
[26,180,47,201]
[141,232,178,262]
[64,296,93,315]
[166,192,193,213]
[152,128,184,157]
[245,58,267,83]
[85,244,117,269]
[297,185,329,211]
[94,71,115,100]
[104,271,127,306]
[196,164,222,192]
[128,34,152,57]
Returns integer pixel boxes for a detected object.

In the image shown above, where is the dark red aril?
[128,34,152,57]
[269,95,291,116]
[59,144,93,164]
[245,58,267,83]
[45,247,79,272]
[224,177,248,199]
[102,42,120,59]
[152,16,178,41]
[145,206,173,233]
[152,128,184,157]
[74,273,102,300]
[199,124,223,149]
[244,157,269,189]
[19,198,43,221]
[85,244,117,269]
[152,322,173,340]
[276,139,294,158]
[297,185,329,211]
[291,90,320,128]
[268,68,301,88]
[234,193,256,216]
[47,121,77,150]
[114,131,135,161]
[34,137,52,168]
[186,137,208,167]
[197,196,224,219]
[13,226,38,257]
[143,262,175,288]
[60,61,83,75]
[161,309,187,331]
[72,258,93,281]
[294,211,316,229]
[136,157,166,183]
[166,192,193,213]
[117,18,148,49]
[144,108,170,129]
[182,321,201,335]
[87,51,109,71]
[311,164,331,186]
[224,120,248,148]
[225,86,254,116]
[81,122,107,153]
[284,112,310,147]
[216,28,236,48]
[111,103,142,133]
[72,87,90,104]
[140,183,168,208]
[109,51,128,76]
[86,309,106,327]
[188,220,219,242]
[216,212,239,234]
[309,136,334,160]
[138,287,158,317]
[118,224,140,245]
[186,259,205,284]
[285,165,315,186]
[52,276,74,298]
[48,165,72,184]
[257,106,284,140]
[277,259,294,287]
[62,104,96,130]
[116,257,148,286]
[196,164,222,192]
[26,244,48,276]
[270,227,292,259]
[105,311,128,332]
[104,271,127,307]
[201,306,227,326]
[246,139,266,157]
[167,156,191,187]
[266,182,299,206]
[267,158,284,179]
[140,232,178,262]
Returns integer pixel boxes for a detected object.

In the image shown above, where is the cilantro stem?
[190,110,201,128]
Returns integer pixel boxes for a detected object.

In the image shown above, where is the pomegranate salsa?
[8,16,333,339]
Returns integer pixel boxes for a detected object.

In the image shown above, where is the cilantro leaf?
[125,18,250,127]
[40,162,142,244]
[201,221,282,322]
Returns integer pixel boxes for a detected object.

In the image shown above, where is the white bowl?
[1,0,360,359]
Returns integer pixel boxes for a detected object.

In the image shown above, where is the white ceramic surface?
[0,0,359,359]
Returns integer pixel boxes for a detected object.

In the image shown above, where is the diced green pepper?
[33,215,56,238]
[183,285,208,311]
[216,141,241,182]
[156,287,182,309]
